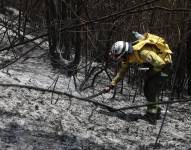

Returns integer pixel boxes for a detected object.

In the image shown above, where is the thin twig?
[0,39,46,70]
[0,83,190,113]
[0,83,116,111]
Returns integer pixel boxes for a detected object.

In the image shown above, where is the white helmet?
[111,41,129,58]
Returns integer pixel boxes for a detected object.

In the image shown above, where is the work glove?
[103,85,115,93]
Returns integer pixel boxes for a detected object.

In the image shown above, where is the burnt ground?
[0,47,191,150]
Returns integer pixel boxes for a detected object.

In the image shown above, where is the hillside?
[0,0,191,149]
[0,46,191,150]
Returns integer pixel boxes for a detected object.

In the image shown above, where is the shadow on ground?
[0,109,127,150]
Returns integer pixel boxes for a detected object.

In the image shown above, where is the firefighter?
[104,32,172,124]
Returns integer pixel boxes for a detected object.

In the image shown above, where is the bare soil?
[0,50,191,150]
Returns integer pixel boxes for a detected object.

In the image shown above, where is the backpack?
[133,33,172,54]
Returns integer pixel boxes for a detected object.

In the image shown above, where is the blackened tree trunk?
[67,0,82,75]
[0,0,5,13]
[186,32,191,95]
[45,0,81,76]
[45,0,57,67]
[186,1,191,96]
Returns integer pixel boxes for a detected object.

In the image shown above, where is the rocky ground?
[0,46,191,150]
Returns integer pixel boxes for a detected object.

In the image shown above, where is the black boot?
[144,112,157,125]
[156,107,161,120]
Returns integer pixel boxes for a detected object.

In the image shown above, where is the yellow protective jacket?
[111,33,172,86]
